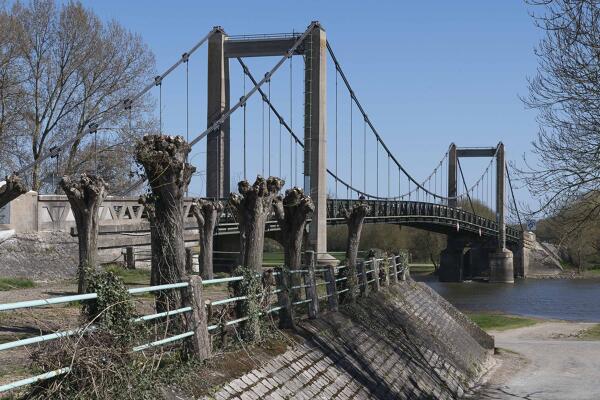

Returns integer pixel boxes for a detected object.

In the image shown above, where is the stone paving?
[203,280,494,400]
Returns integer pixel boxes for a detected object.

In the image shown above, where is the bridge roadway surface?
[92,199,521,249]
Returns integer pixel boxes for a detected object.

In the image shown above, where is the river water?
[418,275,600,322]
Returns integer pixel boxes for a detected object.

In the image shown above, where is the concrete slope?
[203,280,494,400]
[529,241,563,276]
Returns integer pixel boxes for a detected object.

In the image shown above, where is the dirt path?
[477,321,600,400]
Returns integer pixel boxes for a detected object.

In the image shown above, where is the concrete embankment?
[202,280,494,400]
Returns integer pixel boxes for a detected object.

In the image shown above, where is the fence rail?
[0,253,409,394]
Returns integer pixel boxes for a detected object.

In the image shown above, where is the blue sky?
[77,0,542,208]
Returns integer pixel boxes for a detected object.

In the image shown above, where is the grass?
[103,265,151,286]
[261,251,347,266]
[0,277,35,291]
[466,312,539,331]
[583,268,600,277]
[579,324,600,340]
[409,263,436,274]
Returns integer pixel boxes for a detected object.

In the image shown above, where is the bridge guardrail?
[0,253,408,394]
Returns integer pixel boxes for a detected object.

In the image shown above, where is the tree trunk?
[0,174,27,209]
[273,187,314,300]
[135,135,195,314]
[191,199,223,279]
[60,173,108,294]
[229,176,284,271]
[341,200,370,303]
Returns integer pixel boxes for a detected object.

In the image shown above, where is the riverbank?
[475,320,600,400]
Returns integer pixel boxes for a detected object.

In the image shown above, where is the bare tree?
[521,0,600,228]
[60,173,108,293]
[229,176,284,271]
[191,198,223,279]
[0,8,25,171]
[1,0,155,191]
[135,135,194,313]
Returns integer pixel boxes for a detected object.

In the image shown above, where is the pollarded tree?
[191,198,223,279]
[229,176,284,271]
[272,187,314,271]
[341,200,370,302]
[0,174,27,209]
[60,173,108,293]
[135,135,194,313]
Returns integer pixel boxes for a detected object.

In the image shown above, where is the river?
[418,275,600,322]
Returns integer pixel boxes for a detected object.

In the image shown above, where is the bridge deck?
[82,199,521,247]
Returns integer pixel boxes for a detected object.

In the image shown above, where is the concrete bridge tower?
[206,23,333,263]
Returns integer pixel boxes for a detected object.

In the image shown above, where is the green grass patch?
[467,312,539,331]
[579,324,600,340]
[409,263,436,274]
[583,268,600,277]
[262,252,285,266]
[103,265,150,286]
[0,277,35,291]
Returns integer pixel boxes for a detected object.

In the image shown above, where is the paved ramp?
[203,281,494,400]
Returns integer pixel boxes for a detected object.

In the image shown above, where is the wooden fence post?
[372,257,380,292]
[304,251,319,319]
[185,275,211,360]
[125,246,135,270]
[382,257,390,287]
[391,255,399,285]
[358,260,369,297]
[274,267,295,328]
[185,248,194,275]
[325,265,338,311]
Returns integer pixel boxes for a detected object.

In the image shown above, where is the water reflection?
[419,275,600,322]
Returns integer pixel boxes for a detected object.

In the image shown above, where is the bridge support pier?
[489,249,514,283]
[439,239,465,282]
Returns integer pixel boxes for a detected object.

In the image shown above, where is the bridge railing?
[0,253,408,395]
[326,199,521,242]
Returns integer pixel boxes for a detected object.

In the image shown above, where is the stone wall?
[203,280,494,399]
[0,232,78,280]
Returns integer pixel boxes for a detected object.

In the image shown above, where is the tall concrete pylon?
[206,27,230,199]
[303,23,331,261]
[205,22,334,263]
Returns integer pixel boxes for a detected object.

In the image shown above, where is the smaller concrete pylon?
[489,142,514,283]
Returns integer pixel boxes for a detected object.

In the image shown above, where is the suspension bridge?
[7,21,533,283]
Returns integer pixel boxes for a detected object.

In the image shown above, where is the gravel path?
[478,321,600,400]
